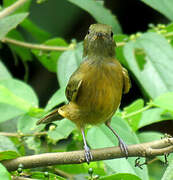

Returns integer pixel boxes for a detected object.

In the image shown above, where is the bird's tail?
[36,108,64,125]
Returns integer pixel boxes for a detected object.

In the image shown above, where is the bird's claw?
[119,138,128,158]
[84,144,93,164]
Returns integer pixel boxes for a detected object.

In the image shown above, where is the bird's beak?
[96,32,103,39]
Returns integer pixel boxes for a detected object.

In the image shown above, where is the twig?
[2,137,173,171]
[0,0,28,19]
[12,176,36,180]
[1,37,72,51]
[0,132,47,137]
[116,42,126,47]
[146,157,159,165]
[48,167,74,180]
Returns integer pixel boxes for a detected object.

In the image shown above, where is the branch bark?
[2,138,173,171]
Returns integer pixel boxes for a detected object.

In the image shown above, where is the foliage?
[0,0,173,179]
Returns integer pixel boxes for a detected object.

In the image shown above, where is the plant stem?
[2,37,71,51]
[165,32,173,37]
[0,131,47,137]
[48,167,74,180]
[0,0,28,19]
[122,103,153,119]
[12,176,34,180]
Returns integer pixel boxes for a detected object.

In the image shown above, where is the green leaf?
[138,132,163,143]
[141,0,173,21]
[87,116,149,180]
[48,119,75,143]
[17,114,43,153]
[0,79,38,109]
[0,135,18,152]
[32,38,68,72]
[45,87,66,111]
[162,159,173,180]
[0,13,28,40]
[0,61,12,80]
[0,163,11,180]
[124,32,173,98]
[138,108,173,129]
[68,0,121,33]
[25,137,41,153]
[115,34,129,67]
[7,30,32,61]
[166,23,173,35]
[0,151,20,161]
[0,79,38,122]
[154,92,173,112]
[3,0,31,13]
[0,135,20,160]
[0,79,38,107]
[21,18,51,42]
[57,161,106,175]
[100,173,141,180]
[17,114,38,134]
[57,43,83,87]
[123,99,144,131]
[0,85,30,111]
[0,104,24,123]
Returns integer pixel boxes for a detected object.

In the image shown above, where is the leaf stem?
[48,167,74,180]
[165,32,173,37]
[122,103,153,119]
[0,131,47,137]
[1,37,72,51]
[0,0,28,19]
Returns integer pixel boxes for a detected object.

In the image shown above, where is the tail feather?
[36,108,64,125]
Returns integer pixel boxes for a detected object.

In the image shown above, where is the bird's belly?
[59,61,124,128]
[76,68,123,125]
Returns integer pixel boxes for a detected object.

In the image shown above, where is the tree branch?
[0,0,28,19]
[2,138,173,171]
[0,131,47,137]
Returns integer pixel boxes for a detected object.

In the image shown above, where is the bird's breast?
[76,59,123,124]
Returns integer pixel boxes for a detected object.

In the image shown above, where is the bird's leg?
[81,128,93,164]
[105,121,128,158]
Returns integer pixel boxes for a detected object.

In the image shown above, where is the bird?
[36,24,131,164]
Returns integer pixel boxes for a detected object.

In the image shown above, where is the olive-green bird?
[37,24,131,163]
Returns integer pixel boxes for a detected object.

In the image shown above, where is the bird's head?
[83,24,116,58]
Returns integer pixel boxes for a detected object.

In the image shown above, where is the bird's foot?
[84,144,93,164]
[118,138,128,158]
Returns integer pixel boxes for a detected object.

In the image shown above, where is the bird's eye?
[111,31,113,37]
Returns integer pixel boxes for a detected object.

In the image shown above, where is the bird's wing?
[65,72,82,102]
[122,67,131,94]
